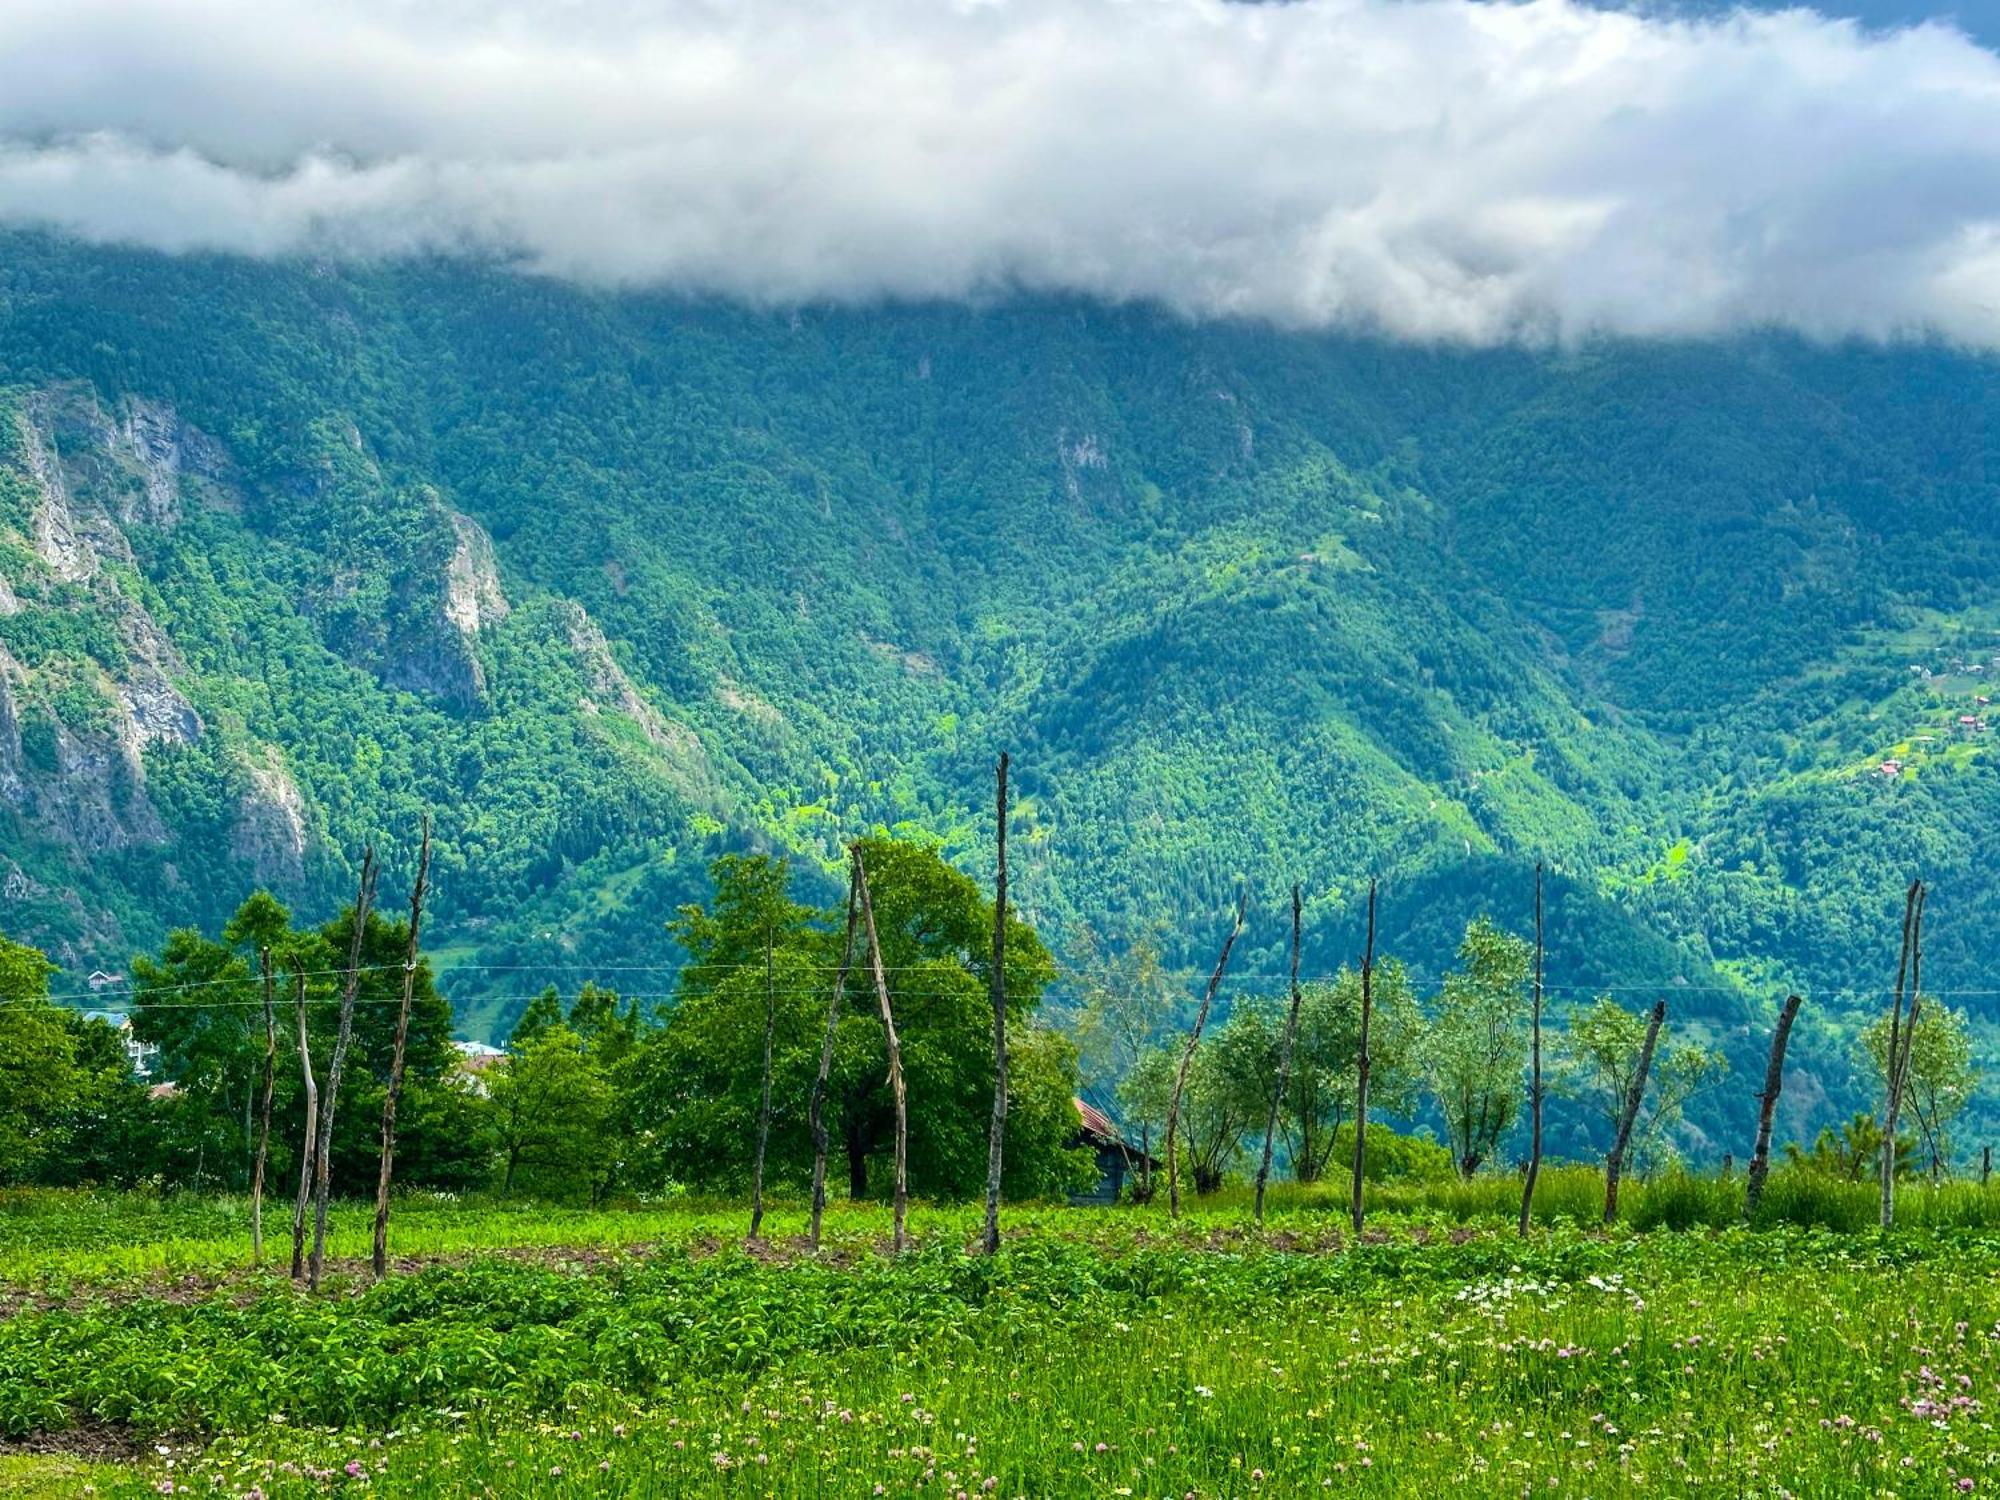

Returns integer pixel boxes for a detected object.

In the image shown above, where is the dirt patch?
[0,1421,145,1463]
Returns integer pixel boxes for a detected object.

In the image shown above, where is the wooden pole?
[1165,889,1247,1219]
[981,752,1010,1256]
[1603,1000,1665,1224]
[373,818,432,1278]
[251,946,277,1266]
[1983,1145,1991,1187]
[1518,865,1544,1238]
[1350,879,1377,1236]
[288,957,317,1281]
[854,845,909,1252]
[1882,879,1926,1228]
[1744,993,1803,1219]
[311,847,378,1290]
[748,928,777,1243]
[808,860,861,1250]
[1254,885,1305,1225]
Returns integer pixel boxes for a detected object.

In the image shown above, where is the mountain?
[0,231,1994,1156]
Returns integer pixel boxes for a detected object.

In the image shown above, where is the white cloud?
[0,0,1997,343]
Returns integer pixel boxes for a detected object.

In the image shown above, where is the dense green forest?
[0,230,1993,1162]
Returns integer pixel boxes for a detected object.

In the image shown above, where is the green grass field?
[4,1177,2000,1496]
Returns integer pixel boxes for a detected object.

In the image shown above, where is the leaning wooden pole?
[808,860,861,1250]
[250,945,278,1266]
[1253,885,1304,1225]
[1349,879,1377,1236]
[1165,888,1247,1219]
[311,846,378,1290]
[1744,993,1804,1219]
[288,957,317,1281]
[372,817,432,1278]
[854,846,909,1252]
[1518,864,1545,1238]
[1880,879,1924,1229]
[1603,1000,1666,1224]
[748,929,777,1243]
[981,752,1011,1256]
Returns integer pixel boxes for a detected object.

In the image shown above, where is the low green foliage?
[6,1189,2000,1495]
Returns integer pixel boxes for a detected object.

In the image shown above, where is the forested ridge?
[0,230,1994,1157]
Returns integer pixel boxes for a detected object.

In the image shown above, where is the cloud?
[0,0,1998,343]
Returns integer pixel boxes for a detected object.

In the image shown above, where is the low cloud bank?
[1,0,1998,343]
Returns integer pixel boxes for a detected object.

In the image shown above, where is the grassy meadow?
[3,1173,2000,1496]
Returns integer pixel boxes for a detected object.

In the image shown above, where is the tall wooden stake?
[288,957,317,1281]
[748,928,777,1243]
[251,946,278,1266]
[1744,993,1803,1219]
[1350,879,1378,1235]
[1881,879,1925,1228]
[1603,1000,1666,1224]
[808,860,861,1250]
[981,752,1011,1256]
[1518,865,1544,1238]
[1254,885,1304,1225]
[1165,889,1247,1219]
[311,847,378,1290]
[854,845,909,1252]
[372,817,431,1278]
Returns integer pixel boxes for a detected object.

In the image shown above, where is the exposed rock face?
[443,512,510,640]
[558,600,722,807]
[384,507,507,709]
[232,751,309,887]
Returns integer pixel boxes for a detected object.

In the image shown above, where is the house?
[1878,760,1903,777]
[79,1009,159,1079]
[86,970,125,992]
[451,1039,508,1096]
[1068,1098,1157,1206]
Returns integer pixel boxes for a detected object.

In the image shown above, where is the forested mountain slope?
[0,232,1994,1153]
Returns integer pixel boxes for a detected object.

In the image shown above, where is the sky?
[1,0,1998,346]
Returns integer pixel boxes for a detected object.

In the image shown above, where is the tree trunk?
[854,845,909,1252]
[1744,993,1803,1219]
[809,861,861,1248]
[1518,865,1544,1238]
[311,847,379,1290]
[748,930,777,1243]
[1604,1000,1666,1224]
[372,817,431,1278]
[982,752,1011,1255]
[251,946,278,1266]
[1253,886,1304,1226]
[1166,889,1247,1220]
[288,959,317,1281]
[1881,879,1925,1229]
[1351,879,1377,1235]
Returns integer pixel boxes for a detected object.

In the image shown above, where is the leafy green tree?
[628,840,1089,1201]
[1121,1023,1266,1197]
[490,1025,616,1201]
[1862,1003,1976,1180]
[0,935,80,1184]
[1423,917,1532,1177]
[1226,961,1426,1183]
[1557,996,1726,1177]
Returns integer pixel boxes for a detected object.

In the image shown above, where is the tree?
[490,1025,616,1201]
[628,840,1087,1203]
[1863,1003,1975,1181]
[0,936,80,1184]
[1423,917,1532,1177]
[1122,1024,1264,1197]
[1558,996,1726,1177]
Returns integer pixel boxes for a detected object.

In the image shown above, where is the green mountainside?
[0,232,1994,1157]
